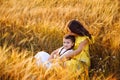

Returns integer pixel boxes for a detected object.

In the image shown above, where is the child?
[34,34,75,68]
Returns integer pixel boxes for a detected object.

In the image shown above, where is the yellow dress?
[65,36,91,79]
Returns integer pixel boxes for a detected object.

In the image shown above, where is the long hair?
[67,20,91,39]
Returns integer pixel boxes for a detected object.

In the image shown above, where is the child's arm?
[48,48,60,60]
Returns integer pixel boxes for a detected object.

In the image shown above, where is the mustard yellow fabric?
[65,36,91,73]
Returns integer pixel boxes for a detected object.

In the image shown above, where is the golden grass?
[0,46,90,80]
[0,45,118,80]
[0,0,120,79]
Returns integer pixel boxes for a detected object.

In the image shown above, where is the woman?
[49,19,93,79]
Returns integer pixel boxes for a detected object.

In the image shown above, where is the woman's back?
[73,36,90,67]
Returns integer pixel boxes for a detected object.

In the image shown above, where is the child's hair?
[64,34,75,43]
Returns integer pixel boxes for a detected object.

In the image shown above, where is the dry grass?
[0,0,120,80]
[0,45,90,80]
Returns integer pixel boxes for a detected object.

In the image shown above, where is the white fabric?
[58,47,66,56]
[58,47,74,56]
[34,51,51,67]
[60,49,74,58]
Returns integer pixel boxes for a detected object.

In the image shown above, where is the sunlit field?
[0,0,120,80]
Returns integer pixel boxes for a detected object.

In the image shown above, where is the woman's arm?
[60,39,89,60]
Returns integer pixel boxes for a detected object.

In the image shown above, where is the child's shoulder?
[67,49,74,52]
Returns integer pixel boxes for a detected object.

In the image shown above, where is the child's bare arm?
[48,48,60,60]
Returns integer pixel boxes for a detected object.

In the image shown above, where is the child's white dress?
[34,51,51,67]
[34,47,73,68]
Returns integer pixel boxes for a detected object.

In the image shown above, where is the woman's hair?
[67,20,91,39]
[64,34,75,43]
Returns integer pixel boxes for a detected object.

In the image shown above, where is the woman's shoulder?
[76,36,88,41]
[75,36,95,45]
[76,36,94,44]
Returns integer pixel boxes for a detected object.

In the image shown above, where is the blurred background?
[0,0,120,80]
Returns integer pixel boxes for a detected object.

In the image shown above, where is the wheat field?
[0,0,120,80]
